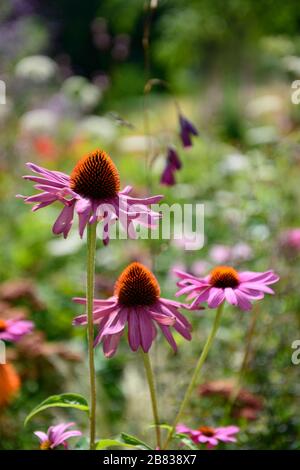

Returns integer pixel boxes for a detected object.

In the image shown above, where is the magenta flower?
[73,262,192,357]
[0,318,34,343]
[34,422,82,450]
[18,149,163,244]
[175,265,279,311]
[280,228,300,252]
[179,114,198,148]
[160,147,182,186]
[176,424,239,448]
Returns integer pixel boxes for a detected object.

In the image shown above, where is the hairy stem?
[86,222,97,449]
[141,350,162,449]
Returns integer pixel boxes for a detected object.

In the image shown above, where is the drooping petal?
[207,287,225,308]
[159,325,177,352]
[234,289,253,311]
[224,287,238,305]
[101,308,128,335]
[34,431,48,443]
[52,203,75,238]
[128,309,140,351]
[51,430,82,448]
[138,309,154,352]
[240,282,275,294]
[149,310,175,325]
[75,198,92,238]
[102,332,123,358]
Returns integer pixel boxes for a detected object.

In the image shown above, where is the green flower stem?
[228,303,260,409]
[141,350,162,449]
[86,222,97,450]
[163,302,225,450]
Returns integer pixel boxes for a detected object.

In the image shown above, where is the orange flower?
[0,363,21,407]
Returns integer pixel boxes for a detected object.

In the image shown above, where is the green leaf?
[120,432,153,450]
[174,433,199,450]
[149,423,173,432]
[96,439,137,450]
[24,393,89,426]
[74,436,89,450]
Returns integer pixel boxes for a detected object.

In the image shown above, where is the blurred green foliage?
[0,0,300,451]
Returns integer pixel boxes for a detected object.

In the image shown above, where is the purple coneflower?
[160,147,182,186]
[34,422,82,450]
[176,423,239,449]
[175,266,279,311]
[0,318,33,343]
[179,114,198,148]
[18,149,163,244]
[73,262,192,357]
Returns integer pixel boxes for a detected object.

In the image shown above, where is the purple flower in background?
[280,228,300,253]
[0,318,34,343]
[34,422,82,450]
[175,266,279,311]
[160,147,182,186]
[12,0,38,16]
[167,146,182,170]
[209,245,232,264]
[73,262,192,357]
[179,114,198,148]
[176,424,239,449]
[161,165,176,186]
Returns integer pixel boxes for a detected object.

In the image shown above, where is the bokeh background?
[0,0,300,450]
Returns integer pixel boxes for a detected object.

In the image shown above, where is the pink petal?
[239,270,278,284]
[176,424,192,434]
[34,431,48,443]
[102,332,123,358]
[75,198,92,238]
[138,309,154,352]
[128,309,141,351]
[207,287,225,308]
[175,284,200,297]
[224,287,238,305]
[149,310,175,325]
[52,203,75,238]
[240,282,275,294]
[235,289,253,311]
[51,430,82,448]
[101,308,128,335]
[216,425,240,435]
[159,325,177,352]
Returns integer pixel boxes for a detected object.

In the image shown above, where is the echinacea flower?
[175,265,279,311]
[18,149,163,244]
[160,147,182,186]
[0,318,34,343]
[0,363,21,408]
[73,262,192,357]
[176,423,239,448]
[34,422,82,450]
[179,114,198,148]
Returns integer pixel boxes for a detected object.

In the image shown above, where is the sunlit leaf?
[96,439,137,450]
[120,432,153,450]
[24,393,89,426]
